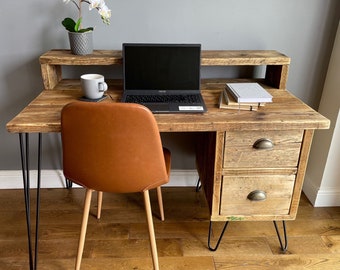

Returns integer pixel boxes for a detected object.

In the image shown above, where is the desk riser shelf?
[39,50,290,90]
[40,50,290,66]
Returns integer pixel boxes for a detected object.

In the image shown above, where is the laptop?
[121,43,207,113]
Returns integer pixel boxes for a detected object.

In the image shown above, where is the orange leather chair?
[61,102,171,270]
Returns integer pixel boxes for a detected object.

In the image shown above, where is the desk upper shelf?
[39,49,290,90]
[40,49,290,66]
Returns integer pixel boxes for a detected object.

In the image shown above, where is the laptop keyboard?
[125,94,201,104]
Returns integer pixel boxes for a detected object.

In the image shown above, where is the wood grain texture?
[6,83,330,134]
[220,174,295,217]
[39,50,290,66]
[39,49,123,65]
[38,50,290,89]
[223,130,303,168]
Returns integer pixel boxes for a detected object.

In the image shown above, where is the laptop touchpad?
[145,103,171,113]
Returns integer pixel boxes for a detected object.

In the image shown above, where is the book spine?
[226,84,241,103]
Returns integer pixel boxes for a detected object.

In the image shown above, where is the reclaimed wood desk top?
[6,79,329,134]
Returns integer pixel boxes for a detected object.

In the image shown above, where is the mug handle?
[98,82,108,92]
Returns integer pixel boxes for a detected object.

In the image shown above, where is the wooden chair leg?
[75,189,92,270]
[143,190,159,270]
[156,186,164,221]
[97,191,103,219]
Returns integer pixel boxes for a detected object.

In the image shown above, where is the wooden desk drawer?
[223,130,303,168]
[220,174,295,216]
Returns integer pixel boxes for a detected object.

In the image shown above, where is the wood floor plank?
[321,235,340,253]
[1,187,340,269]
[214,254,340,270]
[182,237,273,256]
[267,235,332,255]
[0,256,216,270]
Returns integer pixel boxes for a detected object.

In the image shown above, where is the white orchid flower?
[99,5,111,20]
[89,0,105,10]
[61,0,111,31]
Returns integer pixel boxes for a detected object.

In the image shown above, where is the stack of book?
[219,82,273,111]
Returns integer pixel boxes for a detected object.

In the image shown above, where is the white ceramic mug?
[80,74,108,99]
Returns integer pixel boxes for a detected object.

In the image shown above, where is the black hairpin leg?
[196,178,201,192]
[65,178,73,189]
[207,221,229,251]
[19,133,42,270]
[273,221,288,253]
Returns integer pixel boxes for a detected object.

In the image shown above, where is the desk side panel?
[40,64,61,89]
[289,129,315,218]
[195,132,216,213]
[265,64,289,89]
[196,131,224,218]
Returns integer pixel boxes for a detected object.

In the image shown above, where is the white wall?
[0,1,339,184]
[303,21,340,206]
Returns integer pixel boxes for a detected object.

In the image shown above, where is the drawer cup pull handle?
[247,190,267,201]
[253,138,274,149]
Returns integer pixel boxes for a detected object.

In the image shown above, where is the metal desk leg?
[195,178,201,192]
[19,133,42,270]
[273,220,288,253]
[65,178,73,189]
[207,221,229,251]
[208,220,288,253]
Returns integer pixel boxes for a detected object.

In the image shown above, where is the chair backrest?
[61,102,169,193]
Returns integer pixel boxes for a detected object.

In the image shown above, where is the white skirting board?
[303,176,340,207]
[3,169,340,207]
[0,169,199,189]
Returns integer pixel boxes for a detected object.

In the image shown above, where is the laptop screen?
[123,43,201,91]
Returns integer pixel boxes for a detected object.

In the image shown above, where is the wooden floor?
[0,187,340,270]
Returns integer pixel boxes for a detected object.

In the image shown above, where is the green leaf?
[62,17,93,33]
[75,18,82,32]
[78,27,94,33]
[61,18,76,32]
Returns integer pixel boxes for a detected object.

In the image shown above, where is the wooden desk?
[6,80,329,241]
[6,50,330,268]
